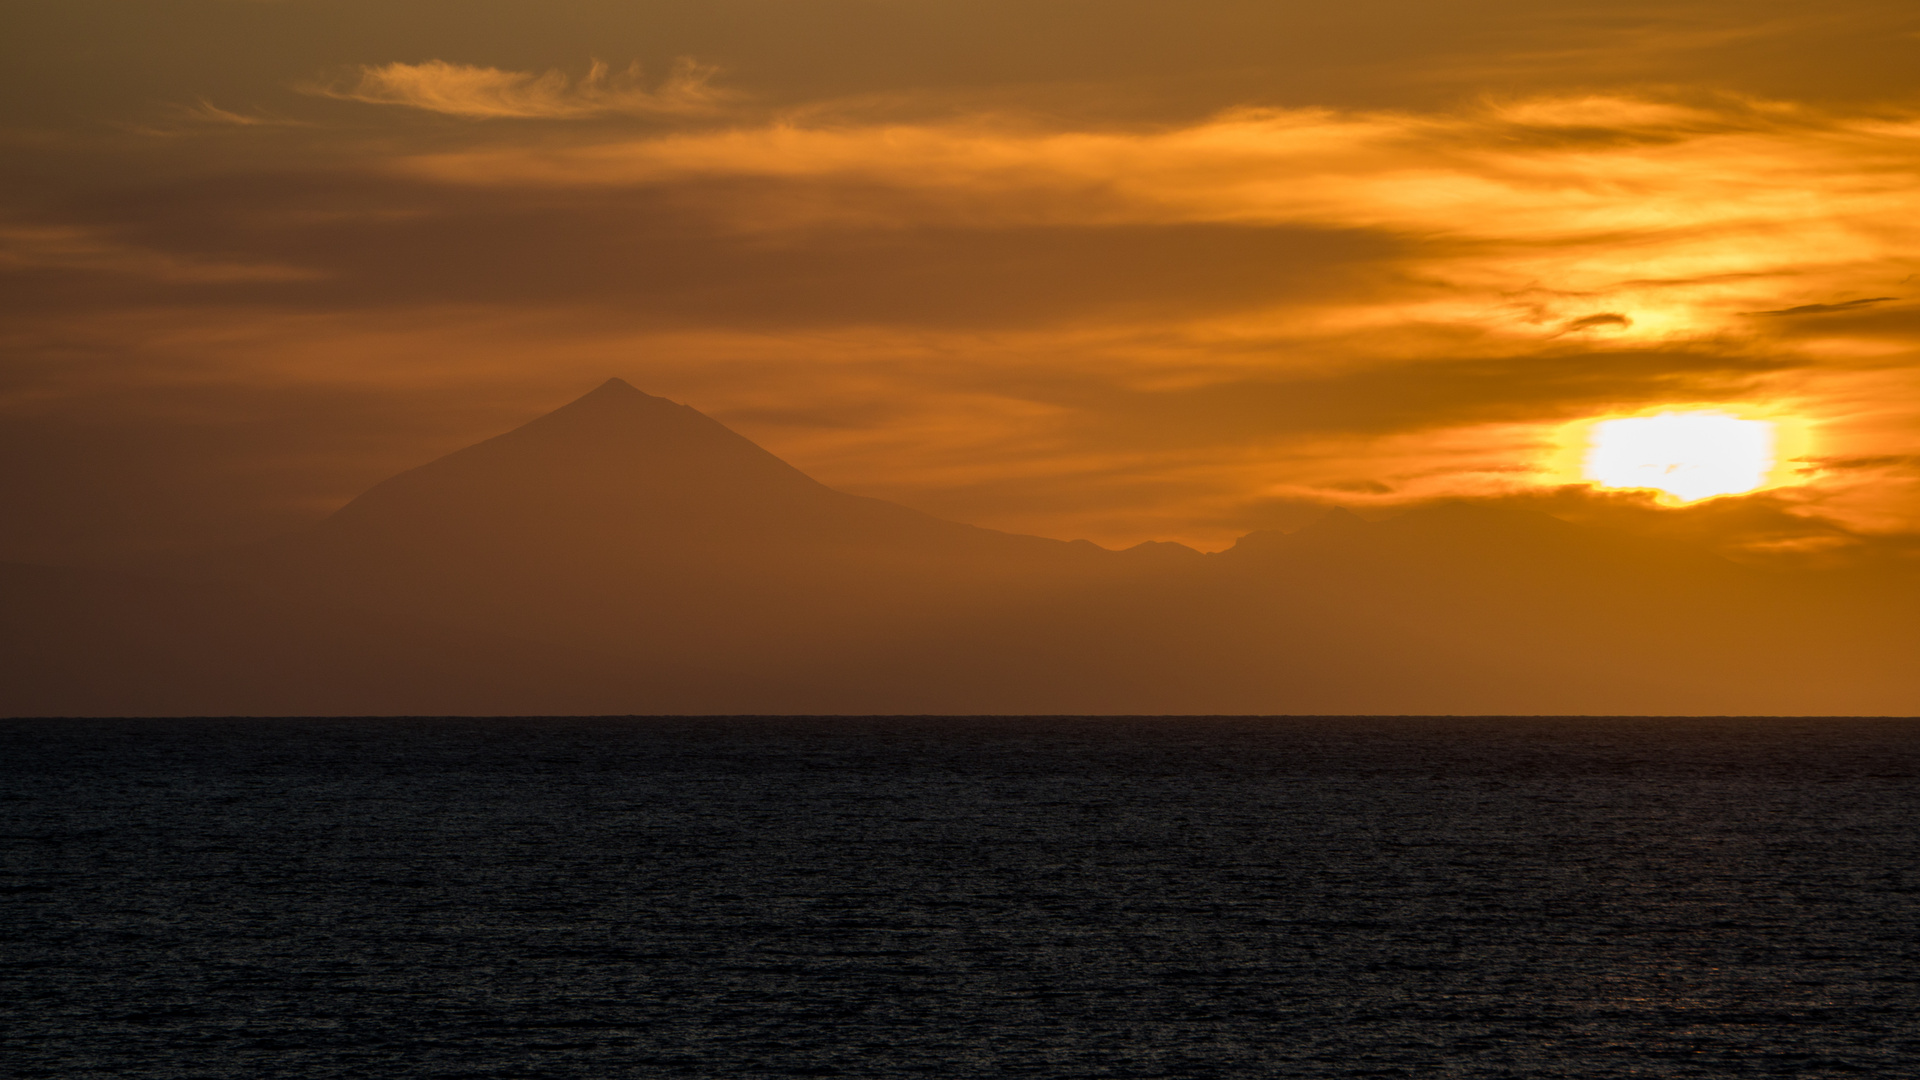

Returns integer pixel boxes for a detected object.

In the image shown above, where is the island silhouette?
[5,378,1917,716]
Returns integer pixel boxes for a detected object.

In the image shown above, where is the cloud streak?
[314,59,730,119]
[0,225,321,283]
[1753,297,1897,316]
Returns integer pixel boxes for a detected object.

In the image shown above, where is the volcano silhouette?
[218,379,1112,685]
[321,378,932,540]
[8,379,1920,716]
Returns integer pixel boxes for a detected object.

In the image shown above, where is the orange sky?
[5,1,1920,560]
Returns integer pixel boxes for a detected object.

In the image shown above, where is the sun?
[1583,411,1776,502]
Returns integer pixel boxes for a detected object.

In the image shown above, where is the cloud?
[1811,453,1920,471]
[111,98,316,138]
[1752,297,1897,315]
[167,98,305,127]
[389,94,1920,343]
[314,58,730,119]
[1558,313,1633,334]
[0,225,321,284]
[392,94,1910,232]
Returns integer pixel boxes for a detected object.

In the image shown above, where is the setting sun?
[1584,411,1776,502]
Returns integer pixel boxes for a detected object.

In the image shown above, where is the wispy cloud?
[1557,313,1634,335]
[115,98,315,137]
[168,98,303,127]
[312,58,730,119]
[1752,297,1898,315]
[0,225,321,283]
[392,93,1920,348]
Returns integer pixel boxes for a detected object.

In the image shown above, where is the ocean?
[4,717,1917,1077]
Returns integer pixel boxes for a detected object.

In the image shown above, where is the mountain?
[192,379,1124,695]
[10,379,1919,716]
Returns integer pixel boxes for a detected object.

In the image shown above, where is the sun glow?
[1583,411,1776,502]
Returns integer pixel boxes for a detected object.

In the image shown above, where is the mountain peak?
[583,376,643,398]
[533,377,681,425]
[501,378,753,451]
[315,379,834,538]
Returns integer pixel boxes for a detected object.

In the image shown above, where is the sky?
[6,0,1920,561]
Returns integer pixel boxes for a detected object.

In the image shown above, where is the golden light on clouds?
[389,92,1920,363]
[1583,412,1776,502]
[312,58,728,119]
[9,0,1920,561]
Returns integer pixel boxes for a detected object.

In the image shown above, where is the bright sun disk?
[1583,411,1775,502]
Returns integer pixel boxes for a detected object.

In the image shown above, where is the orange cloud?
[392,94,1920,342]
[313,58,730,119]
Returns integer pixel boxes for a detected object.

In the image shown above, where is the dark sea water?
[4,718,1918,1078]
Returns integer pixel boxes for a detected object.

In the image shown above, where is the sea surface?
[4,717,1918,1078]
